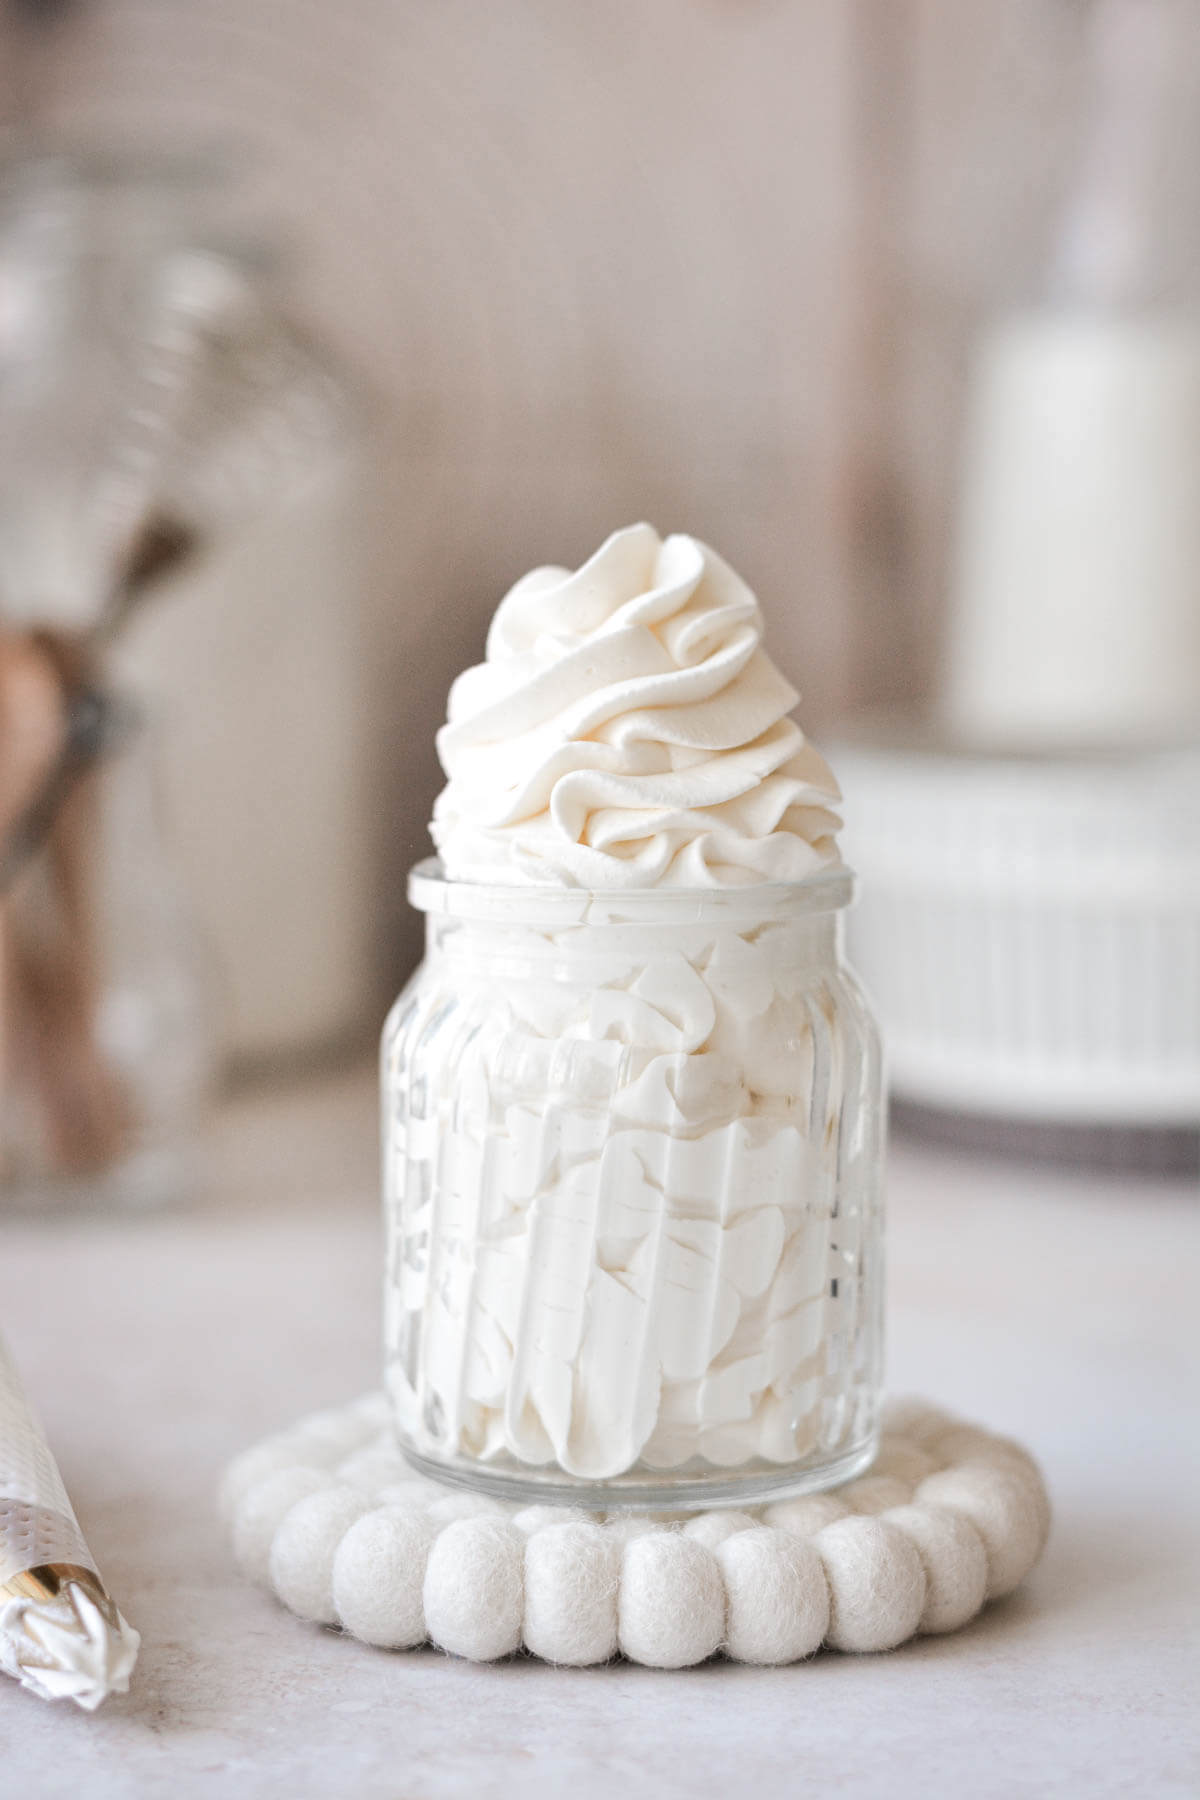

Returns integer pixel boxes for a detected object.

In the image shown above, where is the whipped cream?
[0,1582,139,1711]
[431,523,842,888]
[385,885,876,1484]
[385,526,876,1490]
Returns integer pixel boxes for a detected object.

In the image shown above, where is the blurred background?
[0,0,1196,1205]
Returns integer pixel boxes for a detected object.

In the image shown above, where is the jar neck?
[422,897,843,979]
[409,859,852,980]
[408,857,852,930]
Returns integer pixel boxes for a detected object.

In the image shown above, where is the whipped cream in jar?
[383,525,884,1507]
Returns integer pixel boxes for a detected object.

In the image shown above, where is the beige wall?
[0,1,1139,991]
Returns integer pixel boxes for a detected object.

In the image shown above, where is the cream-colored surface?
[0,1064,1194,1795]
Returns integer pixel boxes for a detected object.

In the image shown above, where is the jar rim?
[407,857,853,923]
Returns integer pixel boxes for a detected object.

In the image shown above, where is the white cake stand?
[833,725,1200,1155]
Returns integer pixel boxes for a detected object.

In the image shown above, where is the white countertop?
[0,1063,1196,1799]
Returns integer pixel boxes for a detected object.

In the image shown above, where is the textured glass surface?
[383,867,884,1507]
[0,723,215,1212]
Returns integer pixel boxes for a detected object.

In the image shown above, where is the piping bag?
[0,1334,138,1709]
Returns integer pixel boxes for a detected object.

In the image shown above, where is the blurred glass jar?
[0,149,370,1204]
[0,150,360,628]
[0,686,214,1210]
[382,862,884,1509]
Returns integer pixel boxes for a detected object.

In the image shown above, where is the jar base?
[398,1432,880,1514]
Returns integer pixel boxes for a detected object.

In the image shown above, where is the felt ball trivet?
[220,1396,1050,1668]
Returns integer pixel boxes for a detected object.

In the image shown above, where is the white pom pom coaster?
[221,1395,1050,1668]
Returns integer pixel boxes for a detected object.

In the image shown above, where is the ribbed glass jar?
[382,859,884,1510]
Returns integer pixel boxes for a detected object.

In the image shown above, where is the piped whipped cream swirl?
[431,524,842,888]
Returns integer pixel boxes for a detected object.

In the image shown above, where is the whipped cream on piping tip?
[0,1335,139,1709]
[0,1572,139,1711]
[431,523,842,888]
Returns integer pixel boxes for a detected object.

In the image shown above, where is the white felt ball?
[604,1517,668,1549]
[331,1508,435,1648]
[870,1436,938,1488]
[268,1486,372,1624]
[285,1407,374,1463]
[717,1528,829,1665]
[423,1518,525,1661]
[377,1479,441,1510]
[511,1505,594,1535]
[763,1493,849,1537]
[884,1503,988,1635]
[988,1433,1047,1482]
[618,1533,725,1669]
[926,1422,1001,1462]
[265,1433,346,1476]
[425,1491,508,1526]
[346,1393,392,1431]
[1000,1448,1052,1554]
[230,1467,329,1584]
[523,1523,621,1665]
[991,1437,1049,1526]
[224,1394,1050,1669]
[929,1430,1052,1550]
[881,1399,955,1447]
[815,1516,926,1653]
[841,1475,912,1516]
[916,1463,1046,1599]
[683,1510,758,1550]
[928,1424,1039,1481]
[333,1447,411,1493]
[219,1442,311,1525]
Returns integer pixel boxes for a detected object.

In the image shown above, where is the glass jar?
[382,860,884,1510]
[0,145,366,1104]
[0,699,215,1211]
